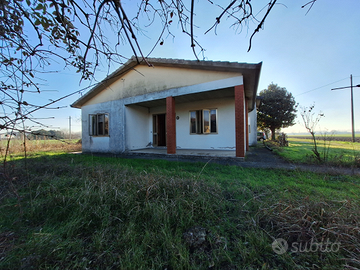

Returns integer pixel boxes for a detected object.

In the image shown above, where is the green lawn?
[271,137,360,167]
[1,153,359,269]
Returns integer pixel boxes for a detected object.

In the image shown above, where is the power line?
[295,77,349,97]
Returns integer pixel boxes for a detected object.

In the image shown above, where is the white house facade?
[71,57,262,158]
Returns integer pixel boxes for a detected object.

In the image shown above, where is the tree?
[257,83,297,140]
[27,129,65,140]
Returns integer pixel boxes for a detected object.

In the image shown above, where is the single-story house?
[71,57,262,158]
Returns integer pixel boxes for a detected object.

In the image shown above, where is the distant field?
[289,134,360,143]
[0,139,81,158]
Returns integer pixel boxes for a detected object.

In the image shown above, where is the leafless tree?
[300,104,324,162]
[0,0,318,153]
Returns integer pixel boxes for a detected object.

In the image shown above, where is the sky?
[28,0,360,135]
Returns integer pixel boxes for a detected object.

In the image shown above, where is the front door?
[153,114,166,146]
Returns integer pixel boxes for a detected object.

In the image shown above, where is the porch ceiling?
[131,87,235,108]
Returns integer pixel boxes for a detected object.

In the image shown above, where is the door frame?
[152,113,166,146]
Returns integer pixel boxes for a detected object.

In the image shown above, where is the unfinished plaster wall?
[248,108,257,146]
[148,98,236,150]
[81,100,126,153]
[80,76,248,153]
[125,105,151,150]
[177,98,235,150]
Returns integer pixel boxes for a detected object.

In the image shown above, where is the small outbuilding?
[71,57,262,157]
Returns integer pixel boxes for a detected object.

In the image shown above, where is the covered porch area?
[124,76,250,157]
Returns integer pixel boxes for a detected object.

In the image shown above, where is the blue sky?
[32,0,360,135]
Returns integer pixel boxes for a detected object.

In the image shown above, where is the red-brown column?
[166,96,176,154]
[235,85,245,157]
[245,98,249,151]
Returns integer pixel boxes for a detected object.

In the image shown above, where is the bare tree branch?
[248,0,277,52]
[0,0,318,157]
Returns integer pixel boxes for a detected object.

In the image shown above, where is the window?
[89,114,109,136]
[190,109,217,134]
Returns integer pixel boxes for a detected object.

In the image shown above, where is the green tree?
[257,83,297,140]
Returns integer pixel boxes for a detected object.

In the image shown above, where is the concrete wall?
[81,97,237,152]
[83,66,242,107]
[81,100,126,153]
[147,98,236,150]
[80,76,255,153]
[175,98,235,150]
[248,108,257,146]
[125,105,151,150]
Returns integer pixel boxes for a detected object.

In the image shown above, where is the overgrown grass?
[270,137,360,167]
[1,153,359,269]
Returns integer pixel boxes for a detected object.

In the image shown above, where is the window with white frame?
[89,114,109,136]
[190,109,217,134]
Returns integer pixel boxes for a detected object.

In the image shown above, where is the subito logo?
[271,238,288,255]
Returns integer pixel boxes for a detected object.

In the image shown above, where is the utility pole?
[331,75,360,143]
[69,116,71,140]
[350,75,355,143]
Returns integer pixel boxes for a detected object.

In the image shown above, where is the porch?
[124,77,250,157]
[129,148,237,157]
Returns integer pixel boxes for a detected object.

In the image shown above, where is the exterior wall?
[81,100,126,153]
[81,97,237,152]
[83,66,242,107]
[175,98,235,150]
[125,105,151,150]
[121,98,236,151]
[248,108,257,146]
[80,76,252,154]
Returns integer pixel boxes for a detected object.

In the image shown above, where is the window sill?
[189,133,218,135]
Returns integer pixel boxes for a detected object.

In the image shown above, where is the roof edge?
[71,57,262,109]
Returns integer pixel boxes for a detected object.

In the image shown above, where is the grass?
[269,137,360,167]
[1,153,359,269]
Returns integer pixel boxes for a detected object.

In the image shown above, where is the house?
[71,57,262,158]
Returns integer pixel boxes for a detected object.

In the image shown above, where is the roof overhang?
[71,57,262,111]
